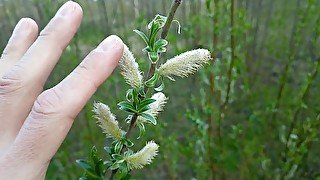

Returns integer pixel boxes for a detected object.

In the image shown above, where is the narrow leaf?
[133,29,149,45]
[140,113,157,125]
[139,98,156,108]
[145,73,160,87]
[118,101,136,113]
[154,82,165,91]
[76,159,92,171]
[123,139,134,147]
[137,123,146,139]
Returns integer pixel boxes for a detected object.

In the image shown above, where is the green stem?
[270,0,309,125]
[125,113,138,139]
[218,0,236,157]
[283,58,320,163]
[223,0,236,108]
[206,0,219,176]
[281,1,319,169]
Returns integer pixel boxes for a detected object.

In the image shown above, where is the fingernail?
[57,1,77,16]
[98,35,123,52]
[14,18,29,34]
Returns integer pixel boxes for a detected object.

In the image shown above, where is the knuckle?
[30,88,63,118]
[73,61,99,90]
[0,41,20,60]
[1,28,37,60]
[1,44,15,58]
[0,77,23,96]
[39,16,64,37]
[38,15,76,51]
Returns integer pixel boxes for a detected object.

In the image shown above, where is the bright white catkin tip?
[137,92,168,123]
[93,102,123,141]
[119,44,143,88]
[158,49,212,80]
[125,141,159,169]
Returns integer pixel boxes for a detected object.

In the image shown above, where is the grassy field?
[0,0,320,179]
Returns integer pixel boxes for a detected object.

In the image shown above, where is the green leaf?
[155,39,168,46]
[104,146,112,155]
[118,101,136,113]
[133,29,149,45]
[166,75,176,81]
[123,138,134,147]
[145,73,160,87]
[154,39,168,52]
[105,161,113,169]
[77,147,105,179]
[89,146,104,177]
[124,149,134,157]
[110,163,119,170]
[125,115,132,123]
[137,123,146,139]
[154,82,165,91]
[172,19,181,34]
[137,98,156,113]
[148,14,167,29]
[139,98,156,108]
[114,141,123,154]
[149,22,161,49]
[90,146,99,164]
[112,154,123,161]
[94,159,104,177]
[84,172,102,179]
[126,89,133,102]
[118,173,131,180]
[90,146,98,157]
[147,20,155,30]
[143,46,152,52]
[158,47,167,53]
[148,52,159,63]
[76,159,92,171]
[118,162,129,177]
[138,105,151,113]
[140,113,157,125]
[138,87,146,97]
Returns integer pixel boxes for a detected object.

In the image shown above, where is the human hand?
[0,1,123,179]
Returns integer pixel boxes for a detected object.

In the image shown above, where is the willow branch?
[283,58,320,163]
[109,1,181,179]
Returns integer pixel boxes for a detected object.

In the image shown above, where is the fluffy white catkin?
[137,92,168,124]
[125,141,159,169]
[158,49,212,80]
[119,44,143,88]
[93,102,123,140]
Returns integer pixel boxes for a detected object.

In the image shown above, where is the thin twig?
[218,0,236,156]
[161,0,182,39]
[270,0,305,125]
[279,0,318,166]
[223,0,236,108]
[215,1,236,179]
[206,0,219,176]
[283,58,320,163]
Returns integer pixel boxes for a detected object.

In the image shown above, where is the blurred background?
[0,0,320,179]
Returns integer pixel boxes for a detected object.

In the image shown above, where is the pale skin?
[0,1,124,179]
